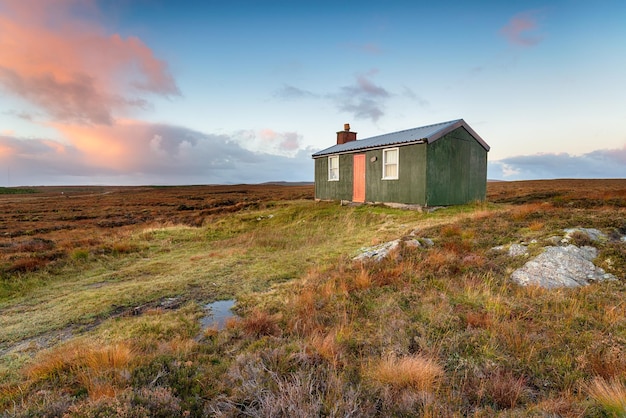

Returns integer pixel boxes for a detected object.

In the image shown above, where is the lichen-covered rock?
[563,227,607,243]
[511,245,616,288]
[354,239,400,262]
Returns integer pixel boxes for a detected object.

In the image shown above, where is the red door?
[353,154,366,202]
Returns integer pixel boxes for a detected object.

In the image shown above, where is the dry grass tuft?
[25,342,81,381]
[83,343,133,372]
[367,354,444,392]
[530,390,584,417]
[464,310,492,329]
[510,202,545,220]
[157,338,198,357]
[582,344,626,380]
[483,369,528,410]
[310,329,343,368]
[586,376,626,416]
[25,341,135,400]
[441,224,462,238]
[242,309,280,338]
[354,267,372,290]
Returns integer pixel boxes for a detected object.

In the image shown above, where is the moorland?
[0,179,625,416]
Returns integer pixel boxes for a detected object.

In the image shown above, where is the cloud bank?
[489,146,626,180]
[0,124,314,186]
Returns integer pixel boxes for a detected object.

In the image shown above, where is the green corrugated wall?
[314,153,354,200]
[364,145,427,205]
[425,127,487,206]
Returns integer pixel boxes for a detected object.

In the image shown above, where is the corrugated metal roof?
[311,119,489,158]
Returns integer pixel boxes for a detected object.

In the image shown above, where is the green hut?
[312,119,490,206]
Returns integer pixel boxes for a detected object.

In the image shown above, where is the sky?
[0,0,625,186]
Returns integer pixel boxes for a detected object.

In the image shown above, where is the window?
[328,155,339,181]
[382,148,399,179]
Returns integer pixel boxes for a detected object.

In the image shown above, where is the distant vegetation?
[0,187,37,195]
[0,180,624,416]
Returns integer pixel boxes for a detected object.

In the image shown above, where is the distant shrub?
[71,248,89,261]
[0,187,36,195]
[112,242,139,255]
[14,238,55,253]
[5,256,49,273]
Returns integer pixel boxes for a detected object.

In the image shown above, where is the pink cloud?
[500,12,543,47]
[279,132,300,151]
[260,128,279,142]
[245,128,301,154]
[0,0,179,125]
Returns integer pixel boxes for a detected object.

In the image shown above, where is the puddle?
[201,300,236,330]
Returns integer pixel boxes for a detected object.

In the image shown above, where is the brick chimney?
[336,123,357,145]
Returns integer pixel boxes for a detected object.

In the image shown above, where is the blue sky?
[0,0,624,185]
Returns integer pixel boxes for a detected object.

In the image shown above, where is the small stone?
[508,244,529,257]
[545,236,561,245]
[405,239,421,248]
[421,238,434,247]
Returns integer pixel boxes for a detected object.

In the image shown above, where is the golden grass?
[25,341,80,381]
[586,377,626,416]
[310,329,343,369]
[25,341,135,399]
[354,268,372,290]
[367,354,444,392]
[83,343,133,372]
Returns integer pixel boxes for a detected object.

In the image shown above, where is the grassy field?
[0,180,625,416]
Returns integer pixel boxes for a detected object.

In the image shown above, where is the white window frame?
[382,147,399,180]
[328,155,339,181]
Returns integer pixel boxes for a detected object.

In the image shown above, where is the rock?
[354,239,400,262]
[421,238,435,247]
[563,228,607,243]
[544,236,562,245]
[405,239,421,248]
[508,244,529,257]
[511,245,616,289]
